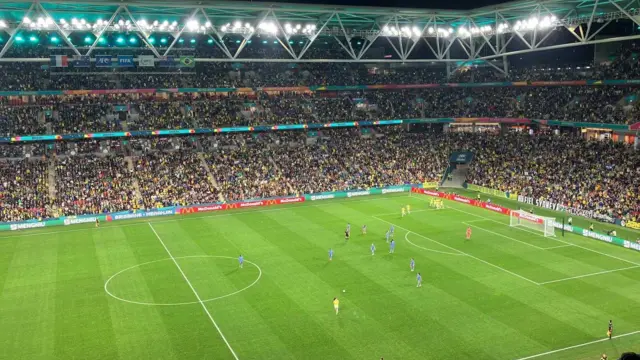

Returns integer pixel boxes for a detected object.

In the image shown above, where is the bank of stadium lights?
[426,27,454,37]
[258,21,277,34]
[513,15,557,31]
[382,25,423,37]
[496,23,509,33]
[284,23,317,35]
[457,25,492,37]
[22,16,55,29]
[220,21,255,34]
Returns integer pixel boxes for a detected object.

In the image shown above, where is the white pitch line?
[462,221,547,250]
[372,216,540,286]
[442,202,640,267]
[538,265,640,285]
[148,223,240,360]
[543,245,573,250]
[404,232,465,256]
[513,329,640,360]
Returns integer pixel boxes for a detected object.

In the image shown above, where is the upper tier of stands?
[0,42,639,90]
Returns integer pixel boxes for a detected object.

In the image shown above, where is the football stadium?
[0,0,640,359]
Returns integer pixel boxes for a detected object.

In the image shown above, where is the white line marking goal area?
[372,216,541,286]
[513,329,640,360]
[375,209,640,286]
[148,223,240,360]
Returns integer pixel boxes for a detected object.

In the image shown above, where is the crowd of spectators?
[0,159,51,222]
[134,152,219,208]
[0,127,637,225]
[0,82,637,138]
[54,155,137,216]
[467,132,640,222]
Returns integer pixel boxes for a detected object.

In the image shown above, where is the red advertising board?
[177,196,305,214]
[412,187,512,217]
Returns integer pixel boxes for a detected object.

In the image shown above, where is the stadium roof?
[0,0,639,67]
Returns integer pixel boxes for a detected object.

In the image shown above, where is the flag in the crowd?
[50,55,68,67]
[159,56,175,67]
[179,56,195,68]
[72,55,90,67]
[95,55,112,67]
[138,55,154,67]
[117,55,135,67]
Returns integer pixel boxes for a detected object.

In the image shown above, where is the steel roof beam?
[36,1,82,57]
[0,1,35,59]
[85,5,121,56]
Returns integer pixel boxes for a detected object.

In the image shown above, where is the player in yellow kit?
[401,207,406,217]
[407,204,411,214]
[333,297,340,315]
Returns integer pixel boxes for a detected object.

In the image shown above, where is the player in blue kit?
[370,243,376,255]
[389,239,395,254]
[410,258,415,272]
[329,248,334,261]
[345,223,351,242]
[385,230,391,243]
[238,254,244,269]
[390,225,395,235]
[416,273,422,287]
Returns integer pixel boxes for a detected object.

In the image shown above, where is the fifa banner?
[412,187,639,252]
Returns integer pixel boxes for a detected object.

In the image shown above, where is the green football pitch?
[1,192,640,360]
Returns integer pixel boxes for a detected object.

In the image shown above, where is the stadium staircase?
[439,164,470,188]
[439,152,475,188]
[124,156,143,201]
[47,158,56,199]
[197,153,225,203]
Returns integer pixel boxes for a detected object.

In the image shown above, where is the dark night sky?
[250,0,511,10]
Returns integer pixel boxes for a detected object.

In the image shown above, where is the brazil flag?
[179,56,195,68]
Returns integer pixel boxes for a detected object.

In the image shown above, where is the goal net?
[509,210,556,237]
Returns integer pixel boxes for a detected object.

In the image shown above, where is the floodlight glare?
[187,19,199,31]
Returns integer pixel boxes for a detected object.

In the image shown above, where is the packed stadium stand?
[0,0,636,228]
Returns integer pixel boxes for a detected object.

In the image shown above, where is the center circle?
[104,255,262,306]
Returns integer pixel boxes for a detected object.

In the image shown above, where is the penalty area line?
[371,216,540,286]
[537,265,640,285]
[148,223,240,360]
[513,329,640,360]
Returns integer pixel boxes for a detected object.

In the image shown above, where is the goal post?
[510,210,556,237]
